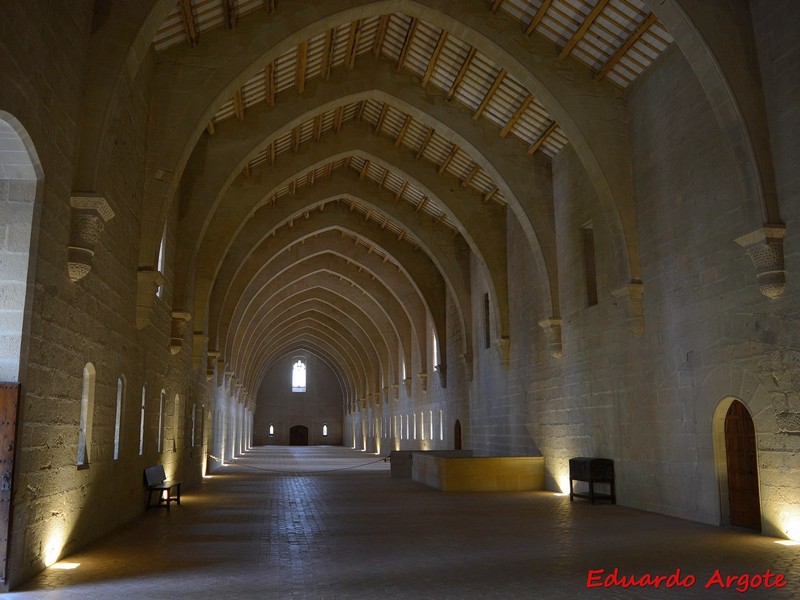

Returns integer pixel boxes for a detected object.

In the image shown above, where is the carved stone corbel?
[136,269,164,329]
[735,225,786,299]
[169,311,192,355]
[68,194,114,282]
[612,281,644,336]
[206,351,220,381]
[538,318,563,358]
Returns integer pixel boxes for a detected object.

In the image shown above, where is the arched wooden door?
[289,425,309,446]
[724,400,761,530]
[454,419,462,450]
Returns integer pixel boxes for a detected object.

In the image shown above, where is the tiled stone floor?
[10,446,800,599]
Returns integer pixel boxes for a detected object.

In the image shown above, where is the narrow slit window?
[432,329,439,366]
[439,409,443,441]
[157,390,166,453]
[113,376,125,461]
[139,385,146,455]
[484,292,491,349]
[156,221,166,299]
[322,423,328,437]
[191,403,196,447]
[292,358,306,392]
[269,423,275,437]
[77,363,96,466]
[581,223,598,307]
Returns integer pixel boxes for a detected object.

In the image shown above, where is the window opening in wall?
[323,423,328,437]
[484,292,491,349]
[432,329,439,366]
[581,223,598,307]
[421,412,425,440]
[399,416,403,439]
[413,413,417,440]
[269,424,274,437]
[292,357,306,392]
[393,415,397,439]
[191,403,196,447]
[401,359,406,381]
[405,414,409,439]
[139,385,146,455]
[200,404,205,444]
[113,376,125,460]
[430,410,434,441]
[156,221,166,299]
[439,409,443,441]
[173,393,180,451]
[77,363,96,466]
[157,390,166,452]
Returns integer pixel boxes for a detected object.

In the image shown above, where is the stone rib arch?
[216,231,427,372]
[245,304,381,397]
[198,202,455,369]
[142,0,637,297]
[237,283,394,393]
[221,252,409,381]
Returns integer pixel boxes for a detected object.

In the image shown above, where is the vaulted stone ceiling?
[129,0,677,412]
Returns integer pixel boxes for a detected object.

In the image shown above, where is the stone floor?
[10,446,800,599]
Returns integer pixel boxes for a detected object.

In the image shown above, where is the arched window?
[432,329,439,366]
[157,389,166,452]
[156,222,166,299]
[322,424,328,437]
[173,393,180,451]
[77,363,96,466]
[269,424,274,437]
[291,358,306,392]
[190,403,196,447]
[139,385,146,455]
[113,376,125,460]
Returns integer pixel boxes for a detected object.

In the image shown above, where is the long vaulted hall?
[0,0,799,596]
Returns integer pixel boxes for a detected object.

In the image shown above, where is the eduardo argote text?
[587,568,788,593]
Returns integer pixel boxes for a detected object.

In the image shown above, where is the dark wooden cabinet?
[569,457,615,504]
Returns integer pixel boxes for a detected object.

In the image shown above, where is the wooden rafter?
[313,114,323,141]
[422,31,448,86]
[374,103,389,133]
[525,0,552,35]
[474,68,506,120]
[222,0,237,30]
[356,100,366,121]
[373,15,390,56]
[324,162,333,177]
[359,160,370,179]
[461,164,480,188]
[500,94,534,137]
[265,0,276,13]
[334,106,344,132]
[242,163,250,177]
[415,197,428,213]
[289,179,296,196]
[179,0,199,47]
[269,142,276,165]
[397,229,406,241]
[483,186,498,203]
[321,28,335,80]
[595,13,658,81]
[395,115,413,147]
[527,120,557,155]
[345,20,362,70]
[396,17,419,72]
[491,0,504,14]
[233,88,245,121]
[559,0,610,59]
[296,41,308,93]
[416,128,434,159]
[206,120,216,135]
[309,169,316,187]
[395,180,408,200]
[291,126,299,152]
[438,144,459,174]
[448,47,476,98]
[265,62,275,106]
[379,168,390,188]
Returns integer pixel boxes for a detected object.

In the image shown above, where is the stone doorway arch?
[290,425,309,446]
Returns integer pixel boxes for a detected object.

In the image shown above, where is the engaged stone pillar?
[136,269,164,329]
[68,194,114,282]
[417,372,428,393]
[538,318,563,358]
[170,311,192,354]
[612,281,644,336]
[735,225,786,299]
[494,337,510,368]
[435,364,447,388]
[192,332,208,370]
[460,353,473,382]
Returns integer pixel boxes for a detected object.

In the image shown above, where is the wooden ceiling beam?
[345,19,362,70]
[206,120,216,135]
[321,28,335,80]
[296,40,308,93]
[356,100,366,121]
[500,94,534,137]
[448,47,476,98]
[373,15,389,56]
[359,160,370,180]
[222,0,237,30]
[525,0,552,35]
[234,88,245,121]
[266,0,276,13]
[415,196,428,213]
[559,0,610,59]
[527,120,557,155]
[595,13,657,81]
[179,0,199,47]
[483,186,499,203]
[491,0,504,14]
[334,106,344,132]
[265,62,275,106]
[473,68,506,120]
[291,126,300,152]
[268,142,275,165]
[396,17,419,72]
[422,31,448,86]
[395,115,413,147]
[374,103,389,133]
[438,144,459,174]
[416,128,434,159]
[395,180,409,201]
[313,114,323,141]
[461,164,480,188]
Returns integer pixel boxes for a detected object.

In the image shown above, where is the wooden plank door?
[0,384,20,582]
[725,400,761,530]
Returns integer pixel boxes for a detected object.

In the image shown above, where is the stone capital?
[612,281,644,336]
[169,311,192,355]
[538,317,563,358]
[735,224,786,299]
[68,193,114,282]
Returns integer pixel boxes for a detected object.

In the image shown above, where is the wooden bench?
[144,465,181,510]
[569,457,615,504]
